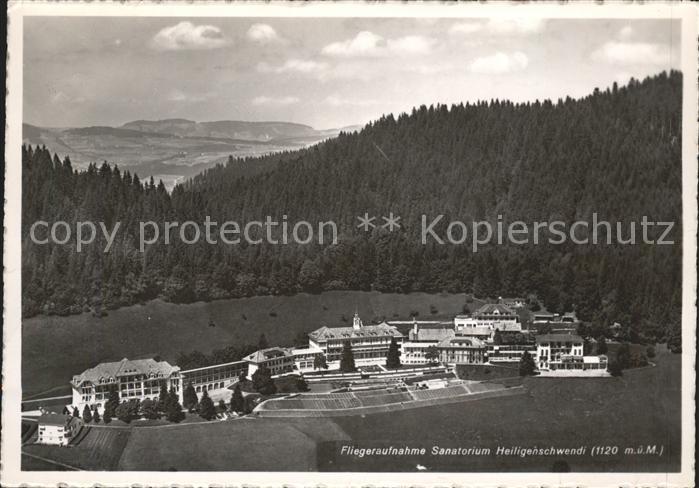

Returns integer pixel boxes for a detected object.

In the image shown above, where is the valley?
[22,119,357,190]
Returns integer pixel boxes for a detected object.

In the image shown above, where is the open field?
[325,348,681,472]
[22,291,469,398]
[23,427,131,470]
[118,418,351,471]
[22,349,680,472]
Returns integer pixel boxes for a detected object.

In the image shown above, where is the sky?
[24,17,681,129]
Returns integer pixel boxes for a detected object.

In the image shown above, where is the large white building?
[487,343,537,363]
[179,360,248,399]
[535,334,608,376]
[308,313,403,368]
[243,346,325,377]
[472,303,521,332]
[244,347,297,377]
[455,303,521,339]
[291,346,325,372]
[436,336,487,365]
[401,321,455,365]
[70,357,180,414]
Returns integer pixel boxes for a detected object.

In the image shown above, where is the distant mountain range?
[120,119,335,142]
[22,119,360,190]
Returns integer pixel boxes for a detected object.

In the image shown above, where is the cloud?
[257,58,329,75]
[387,35,437,55]
[449,18,546,37]
[246,23,282,44]
[468,51,529,74]
[591,41,672,66]
[321,31,385,57]
[252,95,300,106]
[151,21,230,51]
[322,31,436,58]
[618,26,634,40]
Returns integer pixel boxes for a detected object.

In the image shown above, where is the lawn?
[22,291,469,398]
[22,427,131,470]
[118,417,350,471]
[22,349,681,472]
[325,348,681,472]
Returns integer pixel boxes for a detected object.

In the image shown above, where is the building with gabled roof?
[473,303,521,332]
[401,321,455,365]
[243,347,296,377]
[454,302,521,339]
[535,333,608,376]
[499,297,526,308]
[436,336,487,365]
[308,312,403,368]
[70,357,180,414]
[36,414,82,446]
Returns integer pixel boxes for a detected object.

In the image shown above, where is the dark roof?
[38,413,70,426]
[535,334,583,344]
[474,304,516,316]
[309,323,402,341]
[72,357,179,387]
[408,328,455,342]
[244,347,294,363]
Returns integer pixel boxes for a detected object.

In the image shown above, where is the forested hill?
[22,71,682,344]
[185,71,681,225]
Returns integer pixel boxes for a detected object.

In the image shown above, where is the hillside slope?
[21,71,683,344]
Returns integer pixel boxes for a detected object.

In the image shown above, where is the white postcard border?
[3,2,697,487]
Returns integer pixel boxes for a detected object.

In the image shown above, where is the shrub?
[607,360,623,377]
[115,399,140,423]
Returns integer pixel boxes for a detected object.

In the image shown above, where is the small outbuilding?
[36,414,82,446]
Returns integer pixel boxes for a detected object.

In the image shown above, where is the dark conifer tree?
[230,384,245,413]
[182,383,198,412]
[166,388,185,422]
[313,353,328,370]
[82,405,93,423]
[519,351,537,376]
[385,337,401,369]
[251,366,277,395]
[198,389,216,420]
[340,340,356,373]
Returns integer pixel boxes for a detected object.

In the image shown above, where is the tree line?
[21,71,682,346]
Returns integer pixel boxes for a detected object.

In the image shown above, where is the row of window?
[194,382,225,392]
[181,367,245,386]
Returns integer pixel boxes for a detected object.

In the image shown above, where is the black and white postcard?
[2,2,697,487]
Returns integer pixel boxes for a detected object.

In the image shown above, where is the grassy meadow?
[22,348,681,472]
[22,291,471,398]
